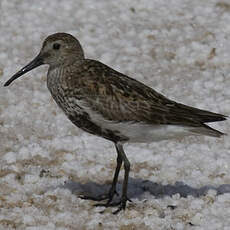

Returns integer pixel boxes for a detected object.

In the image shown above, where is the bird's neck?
[47,58,85,91]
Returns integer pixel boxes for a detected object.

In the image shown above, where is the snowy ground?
[1,0,230,229]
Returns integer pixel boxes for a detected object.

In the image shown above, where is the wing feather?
[70,59,226,127]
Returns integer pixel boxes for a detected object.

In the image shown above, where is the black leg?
[107,145,123,202]
[113,142,131,214]
[81,142,131,214]
[80,142,123,202]
[95,142,132,214]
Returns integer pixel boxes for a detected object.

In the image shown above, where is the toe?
[79,194,108,201]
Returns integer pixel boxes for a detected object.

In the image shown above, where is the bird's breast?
[47,67,84,117]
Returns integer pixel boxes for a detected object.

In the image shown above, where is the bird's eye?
[53,43,61,50]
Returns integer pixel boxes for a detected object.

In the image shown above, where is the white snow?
[1,0,230,229]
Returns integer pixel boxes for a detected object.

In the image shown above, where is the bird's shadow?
[60,177,230,200]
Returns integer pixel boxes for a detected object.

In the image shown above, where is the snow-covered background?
[1,0,230,229]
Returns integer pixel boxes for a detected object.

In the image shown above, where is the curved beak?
[4,53,44,87]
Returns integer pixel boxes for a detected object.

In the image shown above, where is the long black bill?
[4,54,44,87]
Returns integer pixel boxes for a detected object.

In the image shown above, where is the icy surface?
[1,0,230,229]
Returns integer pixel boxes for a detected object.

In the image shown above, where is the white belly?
[83,105,195,143]
[101,121,194,143]
[61,97,199,143]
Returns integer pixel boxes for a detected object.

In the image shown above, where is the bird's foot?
[94,196,132,214]
[79,189,119,202]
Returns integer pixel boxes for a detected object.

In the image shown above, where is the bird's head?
[4,32,84,86]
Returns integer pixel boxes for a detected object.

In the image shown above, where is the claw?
[94,196,132,214]
[79,194,108,201]
[78,188,119,202]
[94,200,119,207]
[79,186,119,202]
[94,202,108,207]
[113,205,123,215]
[114,190,119,196]
[112,197,129,214]
[127,197,132,202]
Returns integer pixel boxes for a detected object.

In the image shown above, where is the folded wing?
[71,60,227,137]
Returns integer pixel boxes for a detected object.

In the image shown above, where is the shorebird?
[4,33,227,214]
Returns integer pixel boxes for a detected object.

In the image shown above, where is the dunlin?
[4,33,227,214]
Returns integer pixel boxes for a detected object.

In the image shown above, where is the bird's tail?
[175,102,227,123]
[189,124,226,138]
